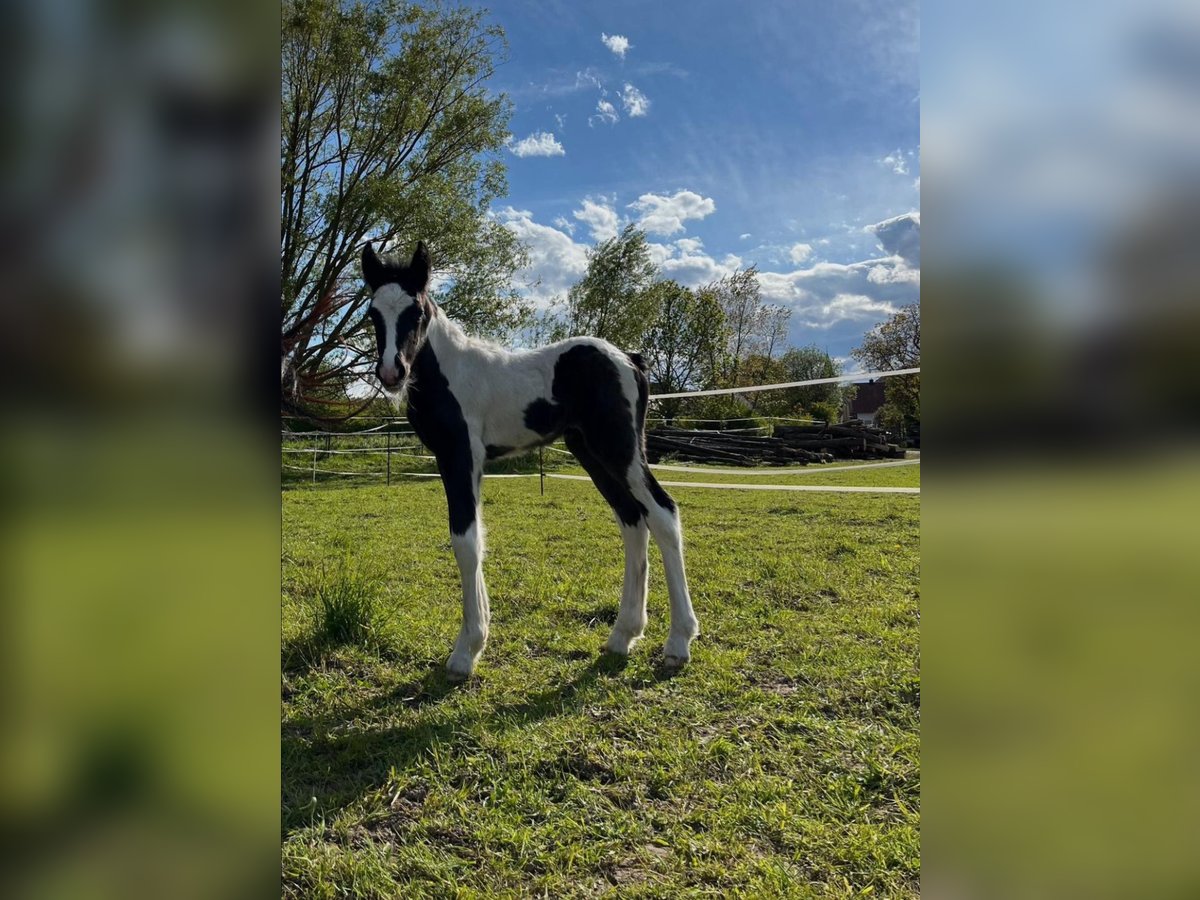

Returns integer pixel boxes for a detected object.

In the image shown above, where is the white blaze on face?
[371,283,417,388]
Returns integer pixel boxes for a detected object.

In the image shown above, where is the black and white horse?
[362,241,699,679]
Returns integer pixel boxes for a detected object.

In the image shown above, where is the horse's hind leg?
[624,461,699,665]
[563,429,649,654]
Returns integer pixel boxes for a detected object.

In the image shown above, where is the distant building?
[844,380,886,426]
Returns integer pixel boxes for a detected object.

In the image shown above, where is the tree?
[852,303,920,430]
[281,0,527,416]
[562,225,660,348]
[642,280,727,420]
[774,346,854,422]
[738,304,791,412]
[707,267,764,386]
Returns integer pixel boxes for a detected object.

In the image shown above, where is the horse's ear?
[410,241,431,291]
[362,242,385,290]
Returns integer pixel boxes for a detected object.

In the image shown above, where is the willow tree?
[281,0,527,416]
[562,225,660,349]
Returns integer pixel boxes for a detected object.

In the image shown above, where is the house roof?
[850,380,886,415]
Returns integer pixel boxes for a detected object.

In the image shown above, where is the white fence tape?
[544,474,918,494]
[648,459,919,475]
[648,367,920,400]
[281,447,436,459]
[282,434,417,441]
[285,464,918,493]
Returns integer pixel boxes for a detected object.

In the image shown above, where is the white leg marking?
[627,464,699,664]
[447,518,489,679]
[605,520,650,655]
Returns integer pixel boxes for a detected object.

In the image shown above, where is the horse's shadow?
[282,650,679,832]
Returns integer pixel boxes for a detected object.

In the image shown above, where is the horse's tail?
[625,351,651,444]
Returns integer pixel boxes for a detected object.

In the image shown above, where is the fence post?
[312,447,317,484]
[539,446,545,496]
[386,431,391,486]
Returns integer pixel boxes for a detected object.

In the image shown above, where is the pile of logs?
[773,422,906,459]
[644,422,904,467]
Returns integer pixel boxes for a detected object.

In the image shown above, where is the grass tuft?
[307,561,382,648]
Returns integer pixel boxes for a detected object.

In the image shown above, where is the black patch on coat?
[643,465,677,513]
[362,242,430,296]
[485,444,513,460]
[367,307,386,358]
[393,303,425,361]
[523,398,564,437]
[547,345,639,478]
[565,430,647,527]
[406,343,476,536]
[630,362,649,442]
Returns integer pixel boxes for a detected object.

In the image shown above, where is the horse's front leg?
[442,441,488,680]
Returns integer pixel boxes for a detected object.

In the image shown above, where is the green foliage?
[852,303,920,429]
[282,0,527,410]
[701,267,786,385]
[562,225,660,347]
[808,400,842,425]
[769,345,855,420]
[642,280,728,418]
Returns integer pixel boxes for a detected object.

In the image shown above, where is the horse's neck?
[427,313,480,370]
[418,313,505,408]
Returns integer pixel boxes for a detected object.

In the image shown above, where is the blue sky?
[475,0,919,364]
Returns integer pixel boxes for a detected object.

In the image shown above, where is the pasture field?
[282,460,920,897]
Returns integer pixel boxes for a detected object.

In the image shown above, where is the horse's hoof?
[445,657,475,682]
[603,634,636,656]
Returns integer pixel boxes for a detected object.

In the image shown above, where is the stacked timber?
[774,422,905,459]
[644,427,832,467]
[644,421,904,466]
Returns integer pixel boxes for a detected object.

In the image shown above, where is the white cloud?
[575,69,603,91]
[494,204,919,339]
[573,197,621,241]
[739,232,752,240]
[867,260,920,285]
[601,33,630,59]
[628,189,715,236]
[494,207,587,306]
[788,242,814,264]
[508,131,565,158]
[554,113,566,130]
[866,211,920,265]
[750,214,921,335]
[803,294,899,328]
[590,98,619,127]
[621,83,650,117]
[645,241,675,268]
[661,251,743,286]
[880,149,909,175]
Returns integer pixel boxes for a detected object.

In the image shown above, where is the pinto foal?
[362,241,699,679]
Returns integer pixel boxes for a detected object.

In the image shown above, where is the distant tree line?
[528,225,855,425]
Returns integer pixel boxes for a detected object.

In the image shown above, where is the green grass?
[282,466,920,898]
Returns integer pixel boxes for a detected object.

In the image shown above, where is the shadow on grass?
[282,650,659,833]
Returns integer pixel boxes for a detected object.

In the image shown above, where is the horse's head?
[361,241,433,400]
